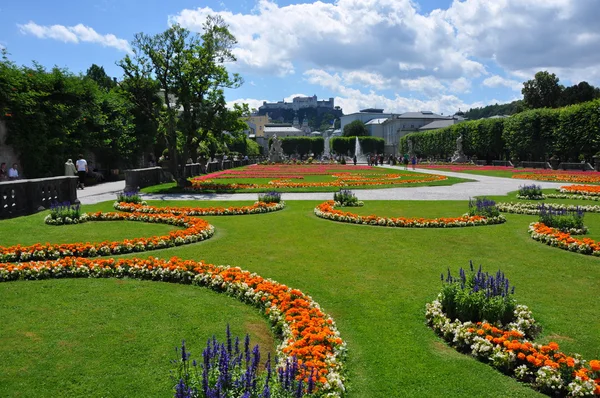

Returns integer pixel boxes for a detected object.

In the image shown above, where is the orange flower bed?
[514,174,600,184]
[558,185,600,196]
[0,212,215,263]
[0,256,346,395]
[314,201,506,227]
[114,201,284,216]
[528,222,600,256]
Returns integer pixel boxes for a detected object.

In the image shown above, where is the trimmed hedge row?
[269,137,324,157]
[330,136,385,155]
[399,99,600,161]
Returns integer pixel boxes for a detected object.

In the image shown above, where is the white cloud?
[169,0,484,81]
[226,98,268,111]
[18,21,131,53]
[482,75,522,91]
[448,77,472,94]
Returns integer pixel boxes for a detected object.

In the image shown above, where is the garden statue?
[269,134,284,163]
[451,134,468,163]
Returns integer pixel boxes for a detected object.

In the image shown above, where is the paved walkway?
[77,167,565,205]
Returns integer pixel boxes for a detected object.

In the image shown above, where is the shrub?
[440,262,517,325]
[468,197,500,218]
[116,190,145,204]
[517,185,544,199]
[171,325,314,397]
[538,204,586,233]
[258,191,281,203]
[333,190,363,207]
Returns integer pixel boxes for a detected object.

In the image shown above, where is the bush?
[333,190,363,207]
[468,197,500,218]
[440,262,517,325]
[517,185,544,199]
[258,191,281,203]
[538,204,585,232]
[116,190,145,204]
[171,325,314,397]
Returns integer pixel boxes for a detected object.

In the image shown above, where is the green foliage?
[464,101,524,120]
[522,71,563,109]
[245,138,260,157]
[400,99,600,162]
[538,205,585,232]
[333,190,363,207]
[440,263,517,325]
[0,52,144,177]
[342,120,368,137]
[257,191,281,203]
[279,137,324,156]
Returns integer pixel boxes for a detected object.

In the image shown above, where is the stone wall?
[0,176,79,219]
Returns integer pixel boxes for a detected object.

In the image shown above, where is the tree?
[559,81,600,107]
[522,71,563,109]
[118,17,244,186]
[343,120,368,137]
[86,64,116,91]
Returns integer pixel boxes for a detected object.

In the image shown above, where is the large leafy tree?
[118,17,245,186]
[522,71,563,109]
[343,120,369,137]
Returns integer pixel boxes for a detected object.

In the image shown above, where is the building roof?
[365,118,388,125]
[264,126,303,134]
[419,120,457,131]
[398,111,446,119]
[360,108,384,113]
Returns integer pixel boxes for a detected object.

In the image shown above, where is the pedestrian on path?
[76,154,88,190]
[411,155,416,170]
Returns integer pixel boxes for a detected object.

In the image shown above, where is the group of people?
[0,162,19,181]
[364,154,417,170]
[65,155,88,189]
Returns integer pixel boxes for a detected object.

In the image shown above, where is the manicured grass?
[0,278,274,397]
[422,167,600,183]
[1,198,599,397]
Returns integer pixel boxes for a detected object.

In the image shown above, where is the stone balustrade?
[557,162,594,171]
[0,176,79,219]
[521,161,552,169]
[492,160,514,167]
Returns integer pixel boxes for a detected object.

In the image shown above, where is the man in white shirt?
[7,163,19,180]
[75,155,88,189]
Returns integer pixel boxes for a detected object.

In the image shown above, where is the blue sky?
[2,0,599,115]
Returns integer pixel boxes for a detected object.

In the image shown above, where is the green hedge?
[399,99,600,161]
[277,137,324,156]
[330,136,384,155]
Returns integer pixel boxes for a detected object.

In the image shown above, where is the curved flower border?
[0,212,215,263]
[546,193,600,202]
[513,174,600,184]
[528,222,600,256]
[497,202,600,215]
[0,256,347,396]
[314,201,506,228]
[558,185,600,196]
[114,201,285,216]
[426,297,600,396]
[516,194,546,200]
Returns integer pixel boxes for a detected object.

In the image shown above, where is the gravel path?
[77,166,566,205]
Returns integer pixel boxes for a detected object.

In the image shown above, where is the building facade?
[259,95,335,112]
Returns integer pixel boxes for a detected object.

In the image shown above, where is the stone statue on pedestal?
[269,134,284,163]
[451,134,468,163]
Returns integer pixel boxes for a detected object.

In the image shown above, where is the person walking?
[403,154,409,170]
[65,159,77,177]
[0,162,7,181]
[411,155,417,170]
[75,154,88,189]
[353,155,357,166]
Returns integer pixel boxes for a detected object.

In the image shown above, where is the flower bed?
[514,174,600,184]
[557,185,600,196]
[426,298,600,396]
[314,201,506,227]
[114,201,285,216]
[546,193,600,201]
[0,256,346,396]
[497,202,600,215]
[528,222,600,256]
[0,212,214,262]
[188,164,447,191]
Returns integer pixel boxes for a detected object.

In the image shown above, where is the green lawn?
[1,198,599,397]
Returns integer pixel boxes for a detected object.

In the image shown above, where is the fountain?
[354,136,367,163]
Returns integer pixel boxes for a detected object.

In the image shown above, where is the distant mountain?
[464,100,525,120]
